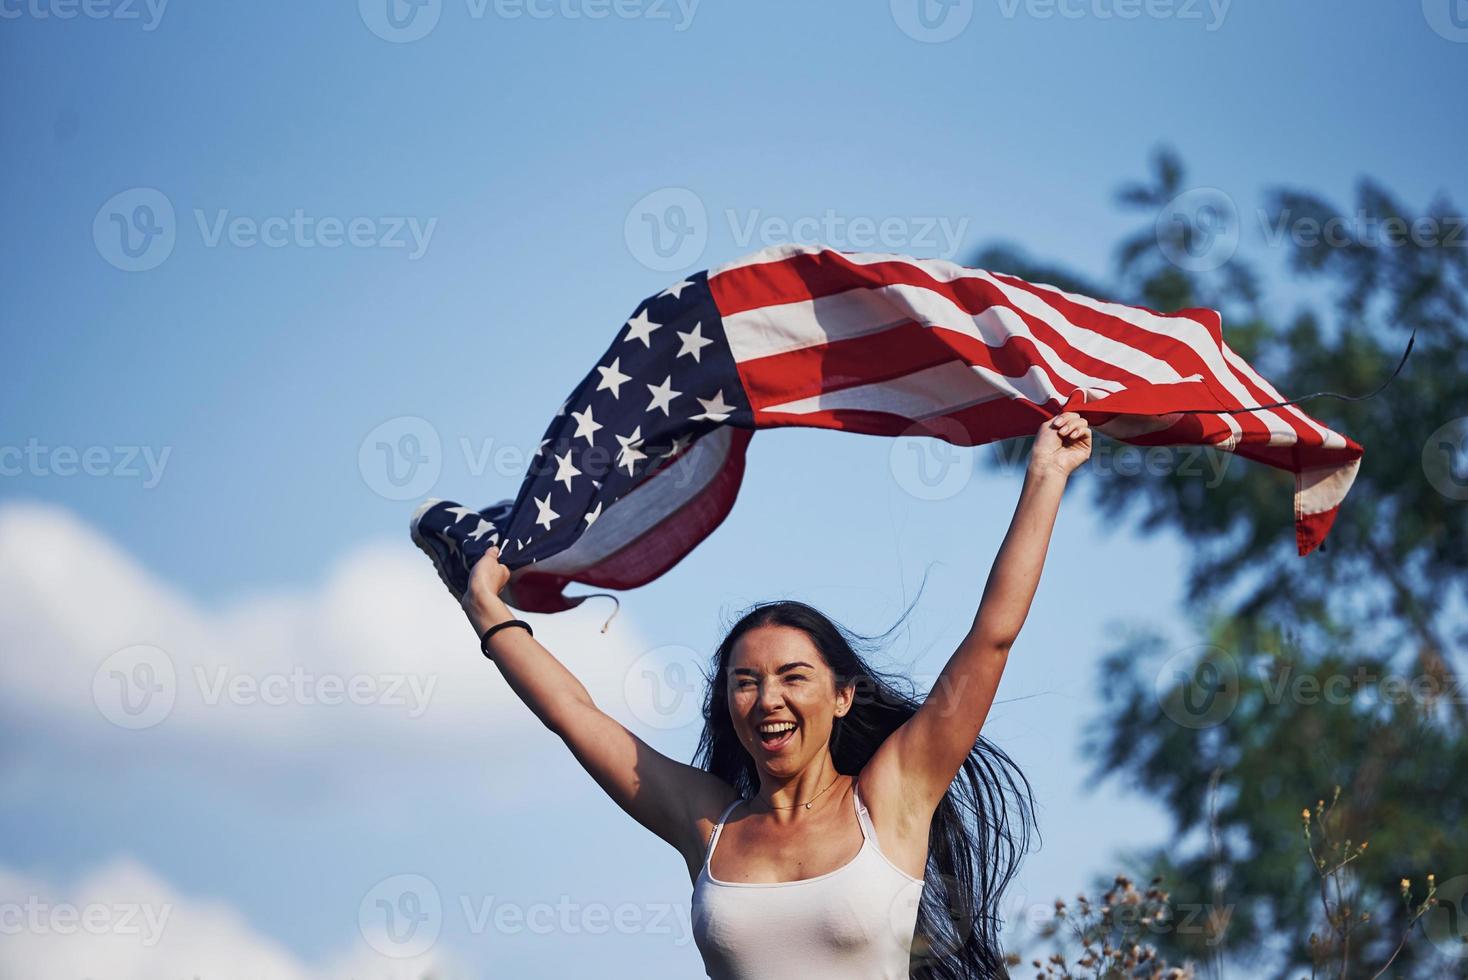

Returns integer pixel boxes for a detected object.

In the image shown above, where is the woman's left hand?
[1030,411,1092,478]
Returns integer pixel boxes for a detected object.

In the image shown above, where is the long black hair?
[691,595,1037,979]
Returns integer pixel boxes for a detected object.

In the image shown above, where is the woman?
[460,412,1092,978]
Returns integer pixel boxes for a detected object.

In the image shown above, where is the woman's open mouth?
[757,722,797,752]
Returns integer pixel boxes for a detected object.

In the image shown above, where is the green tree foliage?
[973,149,1468,977]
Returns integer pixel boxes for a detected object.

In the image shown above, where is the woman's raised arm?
[863,411,1092,817]
[461,556,736,878]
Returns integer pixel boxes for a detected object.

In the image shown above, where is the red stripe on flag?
[750,390,1058,448]
[735,322,1109,414]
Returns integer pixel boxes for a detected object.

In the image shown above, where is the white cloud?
[0,501,723,978]
[0,501,683,769]
[0,857,462,980]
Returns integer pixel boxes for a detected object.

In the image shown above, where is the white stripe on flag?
[762,359,1053,420]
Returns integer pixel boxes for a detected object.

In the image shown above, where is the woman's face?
[726,624,852,776]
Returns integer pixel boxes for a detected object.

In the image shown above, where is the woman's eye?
[787,675,808,683]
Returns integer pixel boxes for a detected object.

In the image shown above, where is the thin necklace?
[757,772,845,811]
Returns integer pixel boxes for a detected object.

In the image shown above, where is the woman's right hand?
[462,546,513,628]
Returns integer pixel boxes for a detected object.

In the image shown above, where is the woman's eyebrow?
[730,661,815,676]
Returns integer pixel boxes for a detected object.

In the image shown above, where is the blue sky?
[2,1,1465,976]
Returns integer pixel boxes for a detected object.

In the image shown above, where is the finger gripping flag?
[411,244,1363,613]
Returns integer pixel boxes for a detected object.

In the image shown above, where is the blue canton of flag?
[410,270,753,609]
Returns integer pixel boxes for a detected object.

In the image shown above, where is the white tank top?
[691,781,926,980]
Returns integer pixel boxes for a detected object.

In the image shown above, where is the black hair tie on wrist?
[479,619,532,658]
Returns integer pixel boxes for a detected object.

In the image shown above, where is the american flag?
[411,244,1363,613]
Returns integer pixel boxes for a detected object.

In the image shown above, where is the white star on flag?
[691,389,735,422]
[553,449,581,491]
[583,501,602,527]
[446,505,477,524]
[571,405,602,446]
[624,310,661,348]
[645,375,682,416]
[533,493,559,530]
[595,357,631,398]
[676,321,714,362]
[615,426,647,475]
[660,279,694,300]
